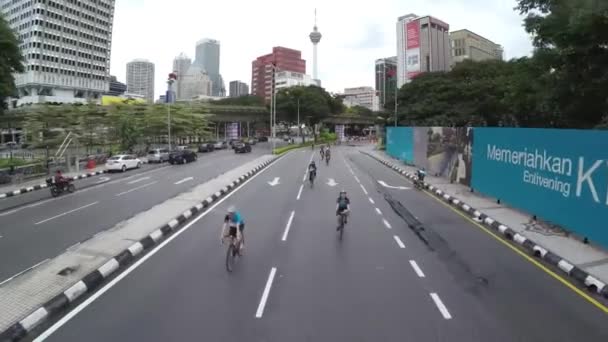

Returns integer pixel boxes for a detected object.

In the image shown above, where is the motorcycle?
[46,178,75,197]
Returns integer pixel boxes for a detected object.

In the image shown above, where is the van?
[147,148,170,163]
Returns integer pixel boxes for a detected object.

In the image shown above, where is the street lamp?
[166,73,177,150]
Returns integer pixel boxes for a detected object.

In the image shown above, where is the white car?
[105,154,141,172]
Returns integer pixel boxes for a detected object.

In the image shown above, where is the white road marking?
[409,260,425,277]
[174,177,193,185]
[382,218,392,229]
[369,197,375,204]
[127,176,150,185]
[302,173,307,182]
[281,211,295,241]
[35,202,99,225]
[0,209,18,217]
[33,154,285,341]
[430,293,452,319]
[393,235,405,248]
[255,267,278,318]
[0,258,50,286]
[296,184,303,200]
[360,184,368,195]
[375,208,382,215]
[354,176,361,183]
[115,181,157,197]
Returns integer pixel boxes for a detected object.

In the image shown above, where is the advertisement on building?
[471,128,608,248]
[405,20,421,79]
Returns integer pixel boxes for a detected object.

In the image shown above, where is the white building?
[173,53,192,100]
[275,71,318,90]
[1,0,116,106]
[343,86,380,111]
[126,59,155,103]
[178,65,212,101]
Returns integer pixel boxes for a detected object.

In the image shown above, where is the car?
[234,141,252,153]
[247,137,257,145]
[176,145,189,151]
[198,142,215,153]
[169,149,197,164]
[106,154,142,172]
[257,136,268,142]
[213,141,228,149]
[229,139,240,149]
[147,148,170,163]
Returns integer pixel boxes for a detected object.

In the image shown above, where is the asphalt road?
[0,145,270,282]
[30,146,608,342]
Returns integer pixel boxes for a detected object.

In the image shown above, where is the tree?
[276,85,341,127]
[0,14,24,115]
[212,95,265,106]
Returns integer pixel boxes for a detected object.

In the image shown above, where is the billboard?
[386,127,414,163]
[405,21,421,79]
[472,128,608,248]
[101,95,146,106]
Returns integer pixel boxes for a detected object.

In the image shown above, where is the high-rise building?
[229,81,249,97]
[1,0,116,106]
[194,39,224,97]
[107,76,127,96]
[126,59,155,103]
[173,53,192,100]
[450,29,503,65]
[309,9,322,81]
[251,47,306,102]
[179,65,212,100]
[375,57,397,110]
[343,87,379,112]
[275,71,318,90]
[397,14,451,87]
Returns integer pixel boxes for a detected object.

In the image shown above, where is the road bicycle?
[337,209,349,240]
[223,233,242,272]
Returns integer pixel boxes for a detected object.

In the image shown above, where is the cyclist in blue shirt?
[222,205,245,252]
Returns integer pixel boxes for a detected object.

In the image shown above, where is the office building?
[179,65,212,101]
[126,59,155,102]
[1,0,116,106]
[107,75,127,96]
[251,47,306,102]
[375,57,397,109]
[450,29,503,65]
[229,81,249,97]
[396,14,451,87]
[194,39,224,97]
[343,86,379,112]
[275,71,318,90]
[173,53,192,100]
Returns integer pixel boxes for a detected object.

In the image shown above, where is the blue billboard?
[386,127,414,163]
[472,128,608,248]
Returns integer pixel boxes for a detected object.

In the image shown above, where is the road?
[30,146,608,342]
[0,146,270,282]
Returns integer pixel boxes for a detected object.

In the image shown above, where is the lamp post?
[166,73,177,150]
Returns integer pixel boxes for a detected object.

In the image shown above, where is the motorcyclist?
[54,170,70,190]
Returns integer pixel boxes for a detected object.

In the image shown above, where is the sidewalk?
[0,165,107,198]
[364,148,608,297]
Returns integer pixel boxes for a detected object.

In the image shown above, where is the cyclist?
[308,160,317,181]
[325,147,331,163]
[415,168,426,188]
[320,145,325,159]
[222,206,245,252]
[335,189,350,229]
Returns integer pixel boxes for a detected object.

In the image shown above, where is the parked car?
[147,148,170,163]
[257,136,269,142]
[229,139,240,149]
[213,141,228,149]
[176,145,189,151]
[247,137,257,145]
[234,141,252,153]
[106,154,142,172]
[198,142,215,153]
[169,149,197,164]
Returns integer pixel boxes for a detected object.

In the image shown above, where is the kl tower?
[309,9,322,83]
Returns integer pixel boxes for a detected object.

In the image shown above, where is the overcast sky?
[110,0,533,99]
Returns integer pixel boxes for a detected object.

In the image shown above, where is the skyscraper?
[251,47,306,102]
[107,76,127,96]
[173,53,192,100]
[450,29,503,65]
[1,0,116,106]
[229,81,249,97]
[194,39,224,96]
[375,57,397,109]
[309,9,322,81]
[396,14,451,87]
[126,59,155,103]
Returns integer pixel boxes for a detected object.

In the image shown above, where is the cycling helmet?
[227,205,236,213]
[340,189,347,195]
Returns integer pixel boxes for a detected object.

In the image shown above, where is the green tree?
[0,14,24,115]
[276,85,341,127]
[212,95,265,106]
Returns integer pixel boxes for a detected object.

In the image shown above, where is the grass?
[0,158,37,169]
[272,139,336,155]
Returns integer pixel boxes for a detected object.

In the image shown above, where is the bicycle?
[413,178,424,190]
[325,153,330,166]
[223,233,242,272]
[337,209,349,240]
[309,169,316,188]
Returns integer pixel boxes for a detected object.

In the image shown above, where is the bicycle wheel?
[226,244,235,272]
[339,215,345,240]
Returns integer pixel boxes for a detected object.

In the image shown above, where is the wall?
[472,128,608,248]
[386,127,414,163]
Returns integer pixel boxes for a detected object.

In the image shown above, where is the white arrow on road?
[95,176,110,184]
[327,178,338,187]
[377,180,410,190]
[268,177,280,186]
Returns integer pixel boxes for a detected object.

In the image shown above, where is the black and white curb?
[361,151,608,299]
[0,157,277,342]
[0,170,108,199]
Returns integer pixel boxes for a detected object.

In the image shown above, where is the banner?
[335,124,345,142]
[386,127,414,163]
[227,123,240,141]
[472,128,608,248]
[406,21,421,79]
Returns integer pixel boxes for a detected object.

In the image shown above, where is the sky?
[110,0,534,99]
